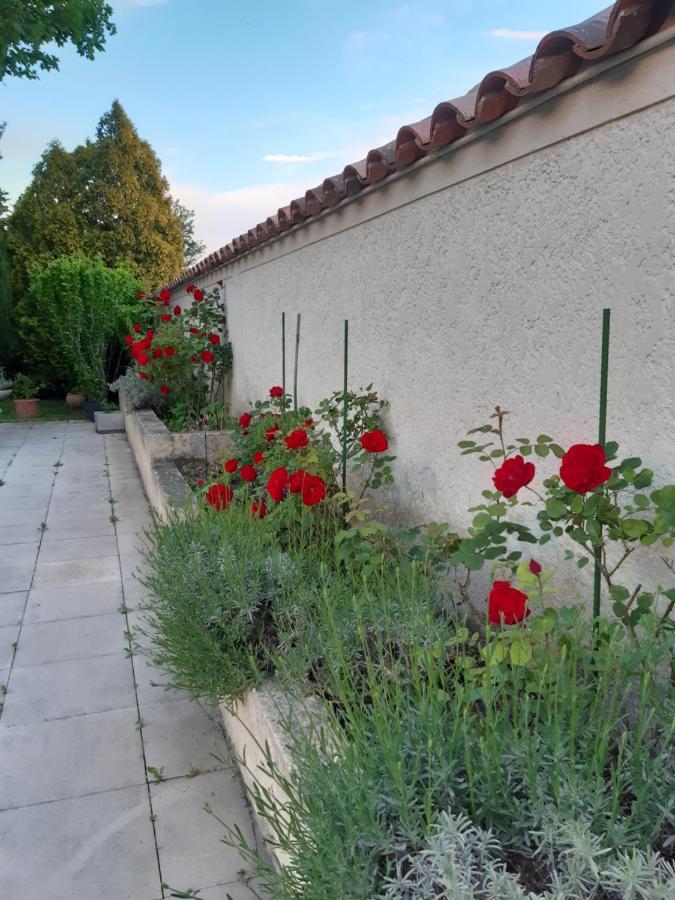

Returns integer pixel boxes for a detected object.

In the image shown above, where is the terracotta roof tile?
[165,0,673,289]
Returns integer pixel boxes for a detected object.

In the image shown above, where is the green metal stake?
[293,313,301,414]
[593,308,611,628]
[281,312,286,400]
[342,319,349,493]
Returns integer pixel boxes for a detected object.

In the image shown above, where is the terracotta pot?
[65,392,85,409]
[14,398,40,418]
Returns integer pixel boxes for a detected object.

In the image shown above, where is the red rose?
[191,354,197,362]
[208,333,220,345]
[529,559,542,575]
[240,465,257,482]
[250,500,266,519]
[159,289,171,302]
[133,322,142,333]
[152,349,162,359]
[239,412,252,428]
[559,444,612,494]
[224,459,238,474]
[173,305,181,315]
[289,470,307,494]
[125,335,133,346]
[302,474,326,507]
[200,350,214,364]
[266,467,289,503]
[146,329,154,341]
[160,385,170,396]
[304,418,314,428]
[492,455,535,499]
[197,478,204,487]
[189,327,199,335]
[205,483,233,510]
[160,314,171,322]
[361,430,388,453]
[192,288,204,301]
[217,279,223,286]
[186,284,195,293]
[136,351,149,366]
[253,450,265,464]
[488,581,530,625]
[269,385,284,398]
[138,372,147,380]
[164,346,175,357]
[136,290,146,299]
[265,423,280,442]
[285,428,309,450]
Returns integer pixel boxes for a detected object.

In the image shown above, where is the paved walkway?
[0,420,260,900]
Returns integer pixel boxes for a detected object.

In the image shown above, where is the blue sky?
[1,0,603,254]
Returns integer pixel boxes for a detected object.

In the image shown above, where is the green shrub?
[11,373,42,399]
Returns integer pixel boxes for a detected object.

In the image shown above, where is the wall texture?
[186,39,675,602]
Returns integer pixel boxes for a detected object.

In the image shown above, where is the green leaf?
[472,512,491,529]
[620,457,642,470]
[633,469,653,489]
[622,518,648,539]
[535,444,549,458]
[545,499,567,520]
[487,504,507,517]
[457,440,476,448]
[610,585,630,602]
[510,639,532,666]
[537,434,553,444]
[570,495,584,515]
[662,587,675,602]
[577,557,589,568]
[633,493,649,509]
[550,443,565,459]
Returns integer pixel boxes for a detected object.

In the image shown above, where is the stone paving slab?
[0,420,260,899]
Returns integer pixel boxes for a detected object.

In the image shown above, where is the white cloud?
[170,180,309,256]
[264,151,340,164]
[487,29,547,40]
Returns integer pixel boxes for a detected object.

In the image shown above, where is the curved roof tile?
[164,0,673,289]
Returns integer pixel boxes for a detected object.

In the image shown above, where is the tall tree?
[0,122,12,365]
[0,0,115,81]
[172,199,206,266]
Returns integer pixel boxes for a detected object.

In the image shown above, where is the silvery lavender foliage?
[110,366,154,409]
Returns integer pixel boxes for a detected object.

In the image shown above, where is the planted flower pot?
[65,392,85,409]
[0,388,12,401]
[14,398,40,418]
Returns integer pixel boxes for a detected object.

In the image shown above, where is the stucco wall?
[186,41,675,603]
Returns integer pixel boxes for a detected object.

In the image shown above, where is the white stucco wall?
[187,39,675,604]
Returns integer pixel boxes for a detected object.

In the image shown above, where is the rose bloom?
[164,346,175,357]
[196,478,204,487]
[192,288,204,301]
[152,349,162,359]
[138,372,147,380]
[250,500,266,519]
[224,459,238,474]
[158,289,171,302]
[136,351,149,366]
[133,322,142,333]
[136,290,146,299]
[265,423,280,442]
[125,335,133,346]
[186,284,195,293]
[304,418,314,428]
[239,412,252,428]
[269,385,284,398]
[160,314,171,322]
[266,467,289,503]
[160,385,170,396]
[208,333,220,345]
[289,470,307,494]
[240,465,257,482]
[189,327,199,335]
[302,474,326,507]
[253,451,265,464]
[361,429,388,453]
[488,581,530,625]
[559,443,612,494]
[285,428,309,450]
[492,455,535,498]
[145,329,154,341]
[200,350,214,364]
[529,559,542,575]
[173,305,181,316]
[205,483,234,510]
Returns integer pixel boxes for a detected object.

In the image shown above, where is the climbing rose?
[304,418,314,428]
[160,385,170,396]
[164,346,175,357]
[266,467,289,503]
[173,305,181,315]
[205,483,233,510]
[125,335,133,346]
[224,459,238,474]
[196,479,204,487]
[145,329,154,341]
[189,327,199,335]
[492,455,535,498]
[361,430,388,453]
[192,288,204,301]
[240,465,257,482]
[200,350,214,364]
[208,333,220,345]
[250,500,266,519]
[191,354,197,362]
[529,559,542,575]
[136,290,146,299]
[253,451,265,464]
[152,349,162,359]
[269,385,284,398]
[265,423,280,442]
[488,581,530,626]
[239,412,252,428]
[289,470,307,494]
[160,314,171,322]
[138,372,147,380]
[559,443,612,494]
[302,474,326,507]
[136,351,149,366]
[133,323,142,333]
[158,289,171,302]
[186,284,195,293]
[285,428,308,450]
